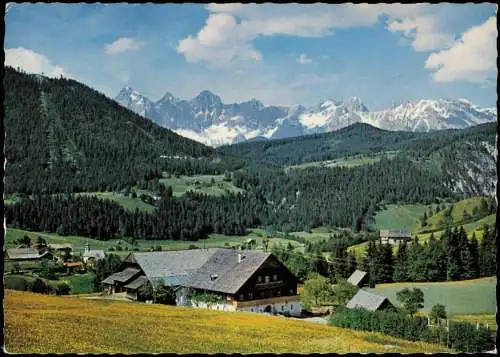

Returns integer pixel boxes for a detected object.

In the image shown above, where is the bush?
[5,276,29,291]
[188,244,199,250]
[29,278,48,294]
[328,307,494,352]
[115,245,123,251]
[55,282,71,295]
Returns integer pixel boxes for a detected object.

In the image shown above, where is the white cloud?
[387,15,455,52]
[425,16,497,83]
[177,4,451,65]
[104,37,145,55]
[5,47,71,78]
[297,53,312,65]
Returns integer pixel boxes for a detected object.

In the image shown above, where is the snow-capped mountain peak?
[114,87,497,147]
[115,87,152,116]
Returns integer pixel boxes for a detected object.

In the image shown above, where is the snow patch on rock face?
[446,140,497,197]
[115,87,497,146]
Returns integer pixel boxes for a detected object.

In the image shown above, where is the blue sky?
[5,3,497,110]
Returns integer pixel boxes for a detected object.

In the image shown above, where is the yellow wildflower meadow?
[4,290,452,354]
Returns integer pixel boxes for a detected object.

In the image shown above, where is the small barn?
[347,269,368,288]
[63,261,86,274]
[5,248,53,261]
[102,267,142,295]
[346,290,394,312]
[380,229,412,245]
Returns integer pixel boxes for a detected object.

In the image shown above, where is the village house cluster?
[5,241,105,274]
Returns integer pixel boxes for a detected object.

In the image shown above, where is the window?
[239,294,244,301]
[248,292,253,299]
[251,308,253,312]
[265,276,270,283]
[276,290,281,297]
[281,305,284,311]
[260,291,265,298]
[273,274,277,281]
[258,276,262,282]
[291,304,294,310]
[289,289,294,294]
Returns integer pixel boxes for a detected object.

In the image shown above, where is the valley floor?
[4,290,451,354]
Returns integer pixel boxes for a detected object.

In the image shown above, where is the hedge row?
[328,307,495,353]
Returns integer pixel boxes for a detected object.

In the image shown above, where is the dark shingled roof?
[103,249,285,294]
[379,229,412,238]
[347,269,367,286]
[124,275,148,290]
[346,290,390,312]
[183,249,271,294]
[102,267,141,284]
[6,248,50,260]
[131,249,219,281]
[102,276,115,285]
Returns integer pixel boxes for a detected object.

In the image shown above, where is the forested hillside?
[4,67,245,194]
[219,122,497,167]
[3,67,497,242]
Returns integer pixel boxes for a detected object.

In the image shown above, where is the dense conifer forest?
[4,66,246,194]
[3,67,497,245]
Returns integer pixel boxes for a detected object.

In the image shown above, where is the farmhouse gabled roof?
[128,249,219,283]
[124,275,148,290]
[6,248,50,260]
[346,290,390,312]
[183,249,271,294]
[103,267,141,284]
[379,229,412,238]
[347,269,367,286]
[104,248,293,294]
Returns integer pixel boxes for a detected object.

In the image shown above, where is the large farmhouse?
[102,248,302,316]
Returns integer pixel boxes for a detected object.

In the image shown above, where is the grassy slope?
[289,151,398,170]
[4,228,304,255]
[5,273,95,295]
[426,197,485,230]
[369,277,496,316]
[450,314,497,331]
[159,174,244,197]
[75,192,156,213]
[374,203,439,231]
[349,197,494,257]
[4,290,450,354]
[5,228,135,251]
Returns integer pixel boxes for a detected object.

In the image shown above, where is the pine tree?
[393,240,409,282]
[346,251,358,277]
[467,232,480,279]
[479,225,496,277]
[328,240,349,283]
[378,243,394,283]
[361,240,379,288]
[425,233,447,281]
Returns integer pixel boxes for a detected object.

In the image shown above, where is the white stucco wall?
[188,299,302,316]
[191,301,237,312]
[236,299,302,316]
